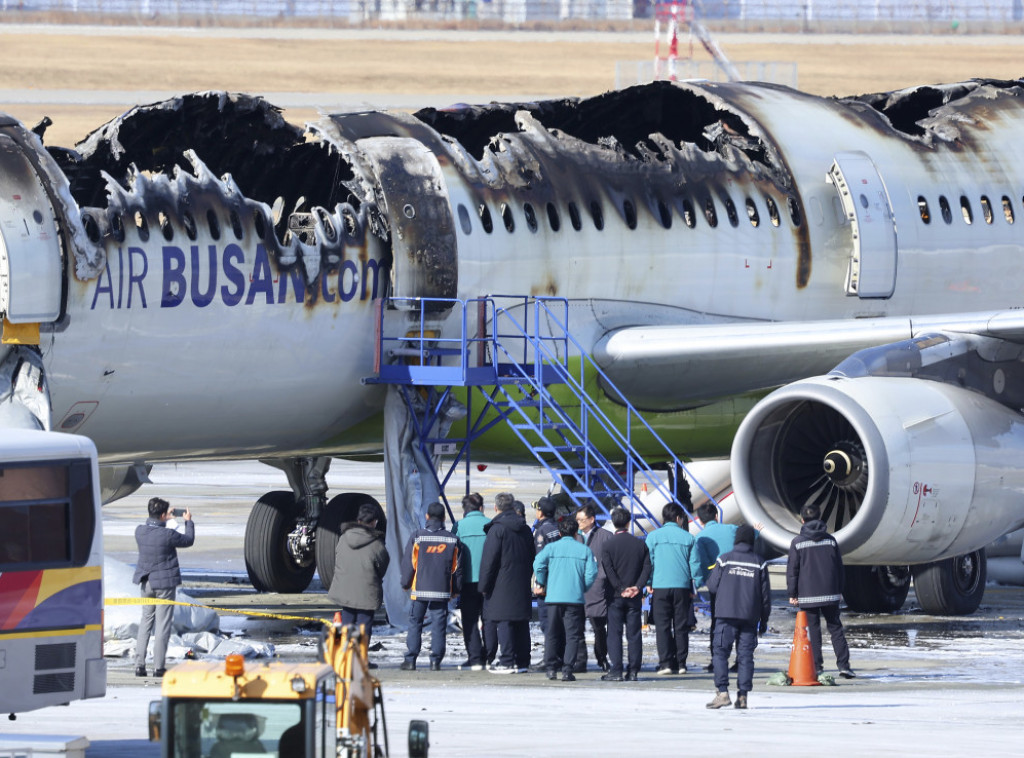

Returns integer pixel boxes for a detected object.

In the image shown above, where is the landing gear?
[912,548,986,616]
[842,564,911,613]
[315,493,386,592]
[244,457,384,594]
[243,491,316,593]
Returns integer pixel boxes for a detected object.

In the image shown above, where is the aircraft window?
[682,198,696,229]
[787,196,802,227]
[252,209,267,240]
[568,202,582,231]
[980,195,993,225]
[342,208,359,237]
[457,204,472,235]
[959,195,973,225]
[657,200,672,229]
[1003,196,1015,224]
[938,195,952,224]
[316,208,337,242]
[745,198,760,227]
[109,212,125,242]
[158,212,174,242]
[589,201,604,230]
[477,203,493,234]
[229,209,244,239]
[723,195,738,227]
[623,199,637,230]
[546,202,561,232]
[703,196,718,228]
[82,213,101,244]
[917,196,930,224]
[135,211,150,242]
[183,211,198,241]
[765,195,780,227]
[523,202,538,233]
[500,203,515,233]
[207,209,221,240]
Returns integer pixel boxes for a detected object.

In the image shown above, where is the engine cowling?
[731,375,1024,565]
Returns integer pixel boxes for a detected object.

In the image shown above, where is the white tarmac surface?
[3,461,1024,757]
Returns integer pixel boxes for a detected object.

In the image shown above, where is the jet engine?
[731,374,1024,567]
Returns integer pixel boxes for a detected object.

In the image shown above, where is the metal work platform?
[367,296,717,531]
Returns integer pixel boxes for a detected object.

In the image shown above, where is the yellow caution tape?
[104,596,331,627]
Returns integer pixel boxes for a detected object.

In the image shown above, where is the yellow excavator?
[148,616,428,758]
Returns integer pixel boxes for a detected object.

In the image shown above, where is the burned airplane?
[4,79,1024,616]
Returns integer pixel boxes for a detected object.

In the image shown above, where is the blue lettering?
[116,247,124,309]
[190,245,217,308]
[127,247,148,309]
[161,246,186,308]
[362,258,382,300]
[91,259,115,310]
[278,267,306,304]
[245,244,275,305]
[339,260,359,302]
[221,244,245,306]
[320,268,336,303]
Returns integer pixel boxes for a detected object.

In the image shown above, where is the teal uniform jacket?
[533,537,598,605]
[455,510,490,583]
[645,522,702,590]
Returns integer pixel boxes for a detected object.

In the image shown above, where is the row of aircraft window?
[455,192,803,236]
[918,194,1018,225]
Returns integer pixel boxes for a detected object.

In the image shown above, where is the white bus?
[0,429,107,717]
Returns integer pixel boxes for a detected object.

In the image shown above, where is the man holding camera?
[133,497,195,678]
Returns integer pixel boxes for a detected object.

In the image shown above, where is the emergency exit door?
[828,151,897,299]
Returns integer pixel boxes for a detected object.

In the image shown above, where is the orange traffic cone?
[788,610,821,686]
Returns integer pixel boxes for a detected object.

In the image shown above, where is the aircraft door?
[355,137,457,305]
[0,124,63,326]
[828,151,897,299]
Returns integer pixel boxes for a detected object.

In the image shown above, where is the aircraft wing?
[593,309,1024,411]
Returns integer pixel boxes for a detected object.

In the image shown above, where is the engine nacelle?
[731,375,1024,565]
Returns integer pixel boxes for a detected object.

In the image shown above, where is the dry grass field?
[1,27,1022,145]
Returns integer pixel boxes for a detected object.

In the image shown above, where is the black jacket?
[786,520,844,608]
[479,509,535,621]
[600,531,652,599]
[707,543,771,627]
[328,522,390,611]
[133,517,195,590]
[534,517,560,553]
[400,518,462,601]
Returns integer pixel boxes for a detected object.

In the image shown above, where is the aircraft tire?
[315,493,385,592]
[842,565,910,613]
[911,548,986,616]
[244,490,316,593]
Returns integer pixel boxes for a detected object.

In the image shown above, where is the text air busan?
[88,243,384,310]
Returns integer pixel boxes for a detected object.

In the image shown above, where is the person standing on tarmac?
[694,502,739,671]
[645,501,703,675]
[575,502,612,673]
[705,524,771,710]
[599,507,652,682]
[133,497,195,678]
[327,503,390,649]
[479,494,535,674]
[532,497,561,635]
[400,502,461,671]
[453,492,492,671]
[787,504,856,680]
[533,516,597,682]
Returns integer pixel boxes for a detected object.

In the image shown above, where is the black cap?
[735,524,755,545]
[535,497,556,517]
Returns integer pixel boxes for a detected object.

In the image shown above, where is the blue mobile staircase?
[366,296,719,531]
